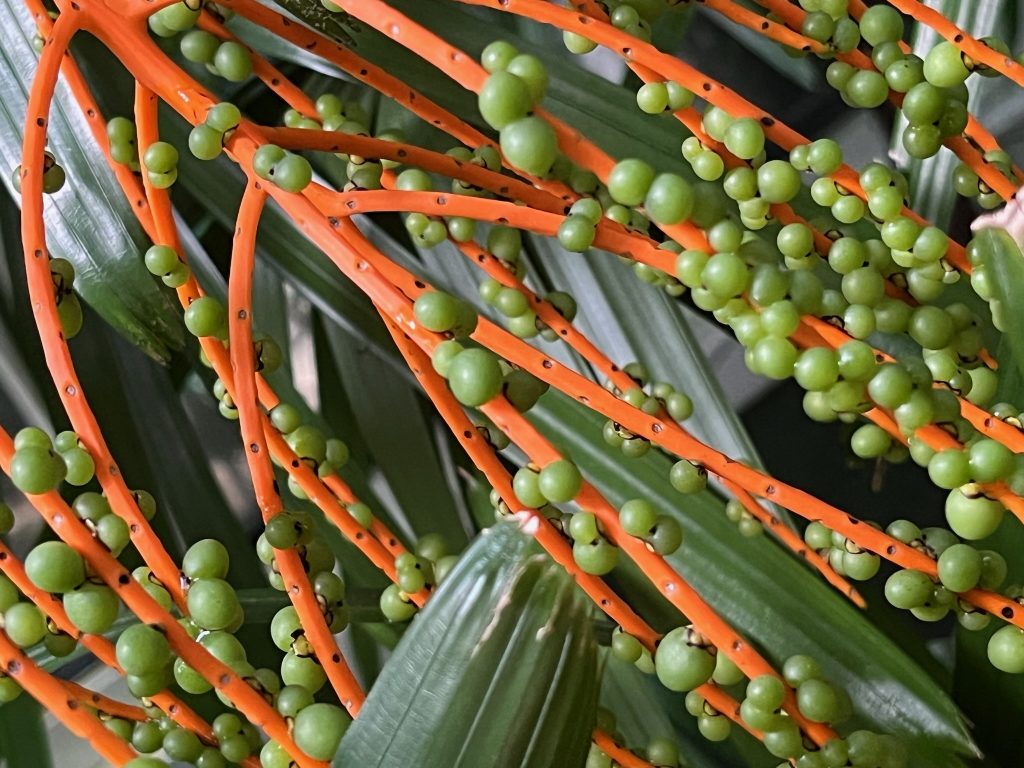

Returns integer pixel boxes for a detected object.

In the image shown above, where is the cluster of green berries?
[380,534,458,622]
[0,504,87,664]
[877,518,1004,621]
[12,149,65,195]
[478,41,559,177]
[45,256,84,339]
[803,521,882,582]
[397,168,453,247]
[9,426,70,495]
[210,340,281,420]
[266,404,350,497]
[142,141,179,189]
[0,568,37,700]
[153,1,253,83]
[585,709,685,767]
[565,495,684,576]
[722,498,765,538]
[953,150,1015,210]
[140,711,259,766]
[107,116,140,170]
[293,95,399,192]
[636,78,695,115]
[144,243,192,289]
[607,156,696,230]
[252,144,314,194]
[189,102,242,161]
[182,294,285,410]
[810,2,1018,206]
[476,223,579,335]
[600,362,693,461]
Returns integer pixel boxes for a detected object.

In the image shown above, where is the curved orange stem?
[227,180,365,715]
[0,629,135,765]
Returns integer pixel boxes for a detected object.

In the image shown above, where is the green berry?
[184,296,227,338]
[558,214,596,252]
[478,71,532,130]
[4,603,47,647]
[63,583,119,634]
[988,625,1024,673]
[746,674,785,710]
[655,628,715,692]
[797,678,839,723]
[187,578,241,631]
[213,41,253,82]
[183,539,230,580]
[884,569,933,609]
[945,487,1004,540]
[272,154,313,193]
[293,703,349,760]
[10,446,66,494]
[937,543,982,592]
[644,173,693,225]
[500,117,558,177]
[924,41,969,88]
[25,541,85,593]
[757,160,801,204]
[446,348,503,406]
[608,158,656,207]
[115,623,171,675]
[537,459,582,503]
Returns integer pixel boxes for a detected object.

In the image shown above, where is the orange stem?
[227,180,365,715]
[0,425,321,768]
[218,0,492,149]
[378,305,756,738]
[19,19,188,613]
[326,215,1024,633]
[0,630,135,765]
[592,728,654,768]
[0,540,253,763]
[62,680,147,722]
[704,0,826,54]
[885,0,1024,89]
[722,480,865,607]
[24,0,157,240]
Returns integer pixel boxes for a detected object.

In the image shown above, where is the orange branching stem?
[747,0,1021,199]
[19,17,189,613]
[129,78,411,590]
[216,0,493,150]
[592,728,655,768]
[61,681,148,722]
[304,175,1018,613]
[0,629,136,766]
[484,391,834,744]
[227,180,366,715]
[379,317,658,645]
[198,14,317,119]
[803,317,1024,453]
[0,427,323,768]
[378,299,757,739]
[436,231,859,601]
[0,541,252,762]
[703,0,827,54]
[329,0,969,265]
[24,0,157,240]
[721,479,866,607]
[884,0,1024,88]
[329,220,834,745]
[259,128,567,214]
[842,0,1024,183]
[331,204,1024,632]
